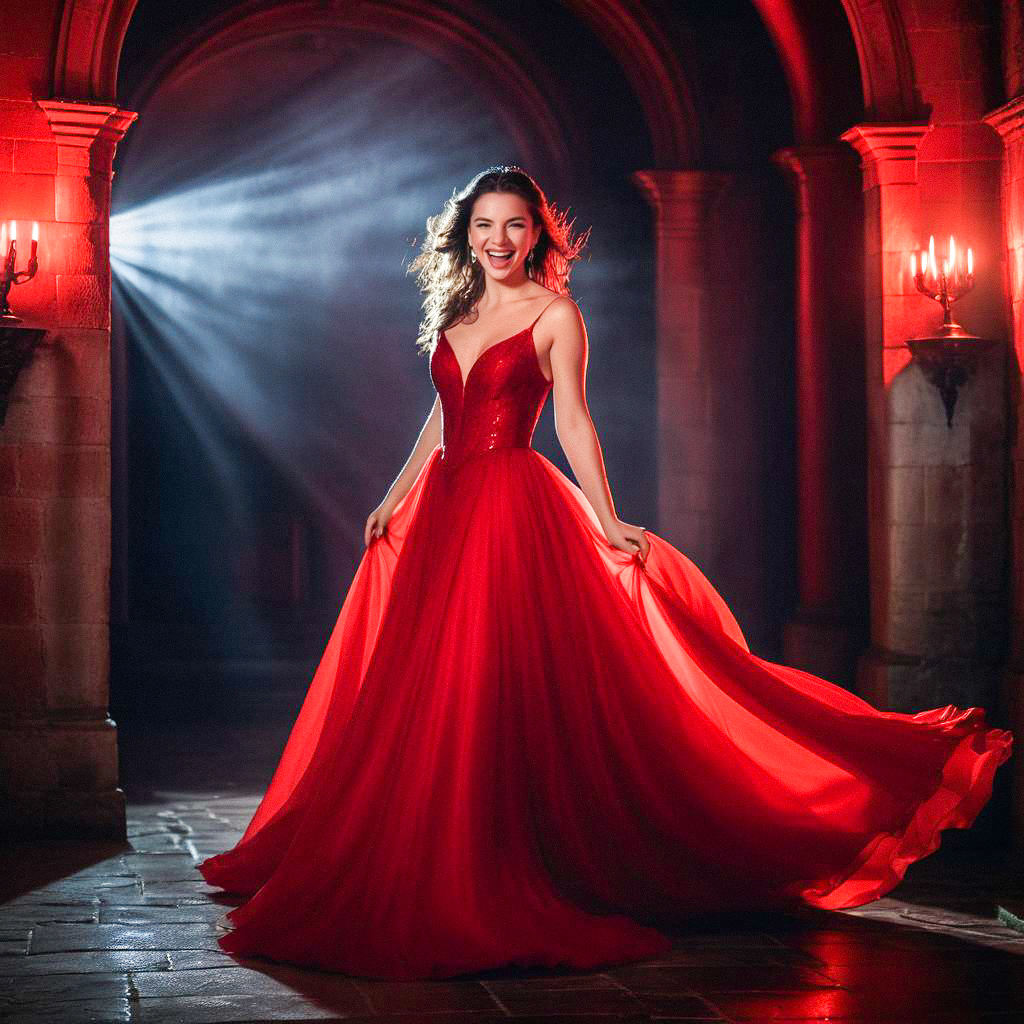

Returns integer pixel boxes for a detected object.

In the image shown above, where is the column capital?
[36,100,138,175]
[771,143,858,183]
[772,144,860,214]
[631,169,734,239]
[983,94,1024,146]
[840,122,931,189]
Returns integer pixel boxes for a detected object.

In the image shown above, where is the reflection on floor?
[1,719,1022,1023]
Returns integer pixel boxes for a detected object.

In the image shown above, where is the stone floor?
[1,719,1022,1023]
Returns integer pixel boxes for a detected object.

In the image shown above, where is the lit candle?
[967,247,973,275]
[9,220,15,244]
[949,235,955,270]
[30,221,38,260]
[910,252,916,278]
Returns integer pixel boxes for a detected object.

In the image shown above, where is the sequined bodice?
[430,323,553,477]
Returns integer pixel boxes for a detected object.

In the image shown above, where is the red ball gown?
[199,297,1012,980]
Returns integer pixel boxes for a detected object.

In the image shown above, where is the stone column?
[983,94,1024,846]
[841,124,929,711]
[842,123,1007,721]
[771,145,866,689]
[631,170,732,568]
[0,100,135,838]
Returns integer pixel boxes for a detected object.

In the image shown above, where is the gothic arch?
[560,0,699,165]
[838,0,920,120]
[119,0,598,191]
[50,0,917,170]
[746,0,918,140]
[52,0,137,101]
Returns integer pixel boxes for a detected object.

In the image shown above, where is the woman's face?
[467,191,543,280]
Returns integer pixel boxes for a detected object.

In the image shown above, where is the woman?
[199,165,1012,980]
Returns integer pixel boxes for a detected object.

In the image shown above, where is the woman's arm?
[546,298,650,564]
[365,395,441,545]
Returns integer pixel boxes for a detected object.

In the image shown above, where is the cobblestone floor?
[1,720,1022,1023]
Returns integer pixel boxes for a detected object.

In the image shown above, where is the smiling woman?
[0,1,1017,1018]
[197,164,1012,981]
[106,30,543,719]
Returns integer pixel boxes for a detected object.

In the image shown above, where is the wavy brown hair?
[407,165,591,355]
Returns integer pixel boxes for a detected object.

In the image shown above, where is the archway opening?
[107,1,663,751]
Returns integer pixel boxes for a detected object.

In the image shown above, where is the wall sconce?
[0,220,44,427]
[1,220,39,322]
[906,234,993,428]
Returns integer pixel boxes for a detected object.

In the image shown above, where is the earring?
[470,249,477,262]
[526,248,535,269]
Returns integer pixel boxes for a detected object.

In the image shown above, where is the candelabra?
[1,220,39,323]
[906,234,993,428]
[0,221,44,427]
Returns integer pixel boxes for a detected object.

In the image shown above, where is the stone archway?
[53,0,917,139]
[22,0,693,838]
[121,0,593,200]
[51,0,137,101]
[23,0,893,839]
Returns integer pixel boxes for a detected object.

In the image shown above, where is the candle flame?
[967,247,973,274]
[949,234,955,269]
[9,220,16,243]
[910,252,916,277]
[928,235,935,277]
[32,222,39,242]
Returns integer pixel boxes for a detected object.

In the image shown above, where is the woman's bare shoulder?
[541,293,583,326]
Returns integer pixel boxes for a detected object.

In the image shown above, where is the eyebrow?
[473,216,527,224]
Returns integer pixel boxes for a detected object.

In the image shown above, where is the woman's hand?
[603,518,650,565]
[364,500,395,547]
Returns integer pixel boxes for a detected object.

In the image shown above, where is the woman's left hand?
[604,519,650,565]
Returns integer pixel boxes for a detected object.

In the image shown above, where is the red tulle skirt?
[199,444,1013,979]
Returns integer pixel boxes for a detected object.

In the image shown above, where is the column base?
[782,607,857,690]
[1,788,127,840]
[0,715,127,840]
[856,647,1003,714]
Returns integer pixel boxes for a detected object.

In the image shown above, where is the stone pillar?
[631,170,732,568]
[0,100,135,838]
[771,144,866,689]
[842,122,1007,721]
[842,124,929,711]
[983,95,1024,846]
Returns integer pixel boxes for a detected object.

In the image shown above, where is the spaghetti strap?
[528,295,564,333]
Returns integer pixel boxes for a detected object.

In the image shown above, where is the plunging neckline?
[441,326,543,392]
[441,297,560,392]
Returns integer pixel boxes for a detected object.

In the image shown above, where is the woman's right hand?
[364,500,395,547]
